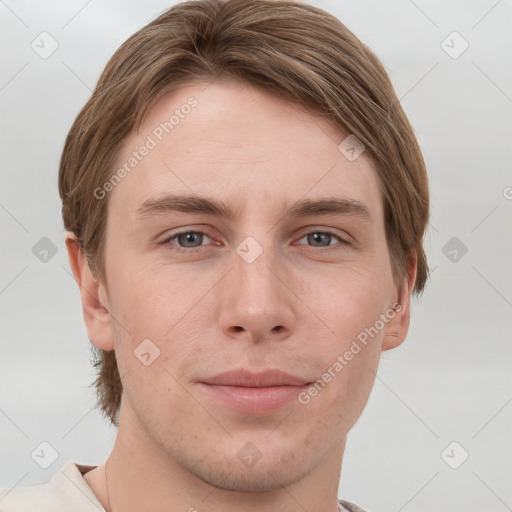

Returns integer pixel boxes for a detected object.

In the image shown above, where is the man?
[1,0,429,510]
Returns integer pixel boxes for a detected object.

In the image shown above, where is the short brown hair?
[59,0,429,426]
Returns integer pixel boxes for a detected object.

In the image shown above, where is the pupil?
[311,232,329,246]
[181,232,201,247]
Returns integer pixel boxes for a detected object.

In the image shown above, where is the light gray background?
[1,1,511,511]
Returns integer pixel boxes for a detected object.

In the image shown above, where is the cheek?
[294,265,391,404]
[107,258,209,336]
[303,262,393,343]
[297,321,381,432]
[106,263,214,390]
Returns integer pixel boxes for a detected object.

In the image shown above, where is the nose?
[218,241,297,343]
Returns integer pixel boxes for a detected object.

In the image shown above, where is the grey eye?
[175,232,205,247]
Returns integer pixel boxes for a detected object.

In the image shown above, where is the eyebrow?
[135,194,372,223]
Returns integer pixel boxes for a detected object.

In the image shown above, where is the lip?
[198,369,311,414]
[201,369,309,387]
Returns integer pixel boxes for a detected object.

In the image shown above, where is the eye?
[159,228,350,254]
[161,230,214,251]
[296,231,348,249]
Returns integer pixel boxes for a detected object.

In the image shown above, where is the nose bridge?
[236,239,277,303]
[219,234,295,340]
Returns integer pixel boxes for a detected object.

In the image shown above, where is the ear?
[65,232,115,351]
[381,251,418,351]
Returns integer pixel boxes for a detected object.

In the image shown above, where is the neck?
[104,404,345,512]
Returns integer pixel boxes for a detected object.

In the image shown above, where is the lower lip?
[198,383,309,414]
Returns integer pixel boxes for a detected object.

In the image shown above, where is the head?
[60,0,428,492]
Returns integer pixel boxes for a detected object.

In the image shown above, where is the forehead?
[107,79,383,224]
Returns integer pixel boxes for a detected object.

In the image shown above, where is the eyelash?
[159,229,350,254]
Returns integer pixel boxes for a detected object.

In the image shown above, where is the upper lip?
[200,369,309,387]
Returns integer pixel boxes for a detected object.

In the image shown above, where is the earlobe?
[381,252,418,351]
[65,232,115,351]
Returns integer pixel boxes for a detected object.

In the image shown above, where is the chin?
[161,430,315,493]
[186,454,309,493]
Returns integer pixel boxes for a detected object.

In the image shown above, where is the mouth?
[198,369,312,414]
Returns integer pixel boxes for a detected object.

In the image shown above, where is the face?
[73,79,414,492]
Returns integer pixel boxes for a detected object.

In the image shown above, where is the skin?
[67,78,417,512]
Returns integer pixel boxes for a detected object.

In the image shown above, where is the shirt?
[0,461,370,512]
